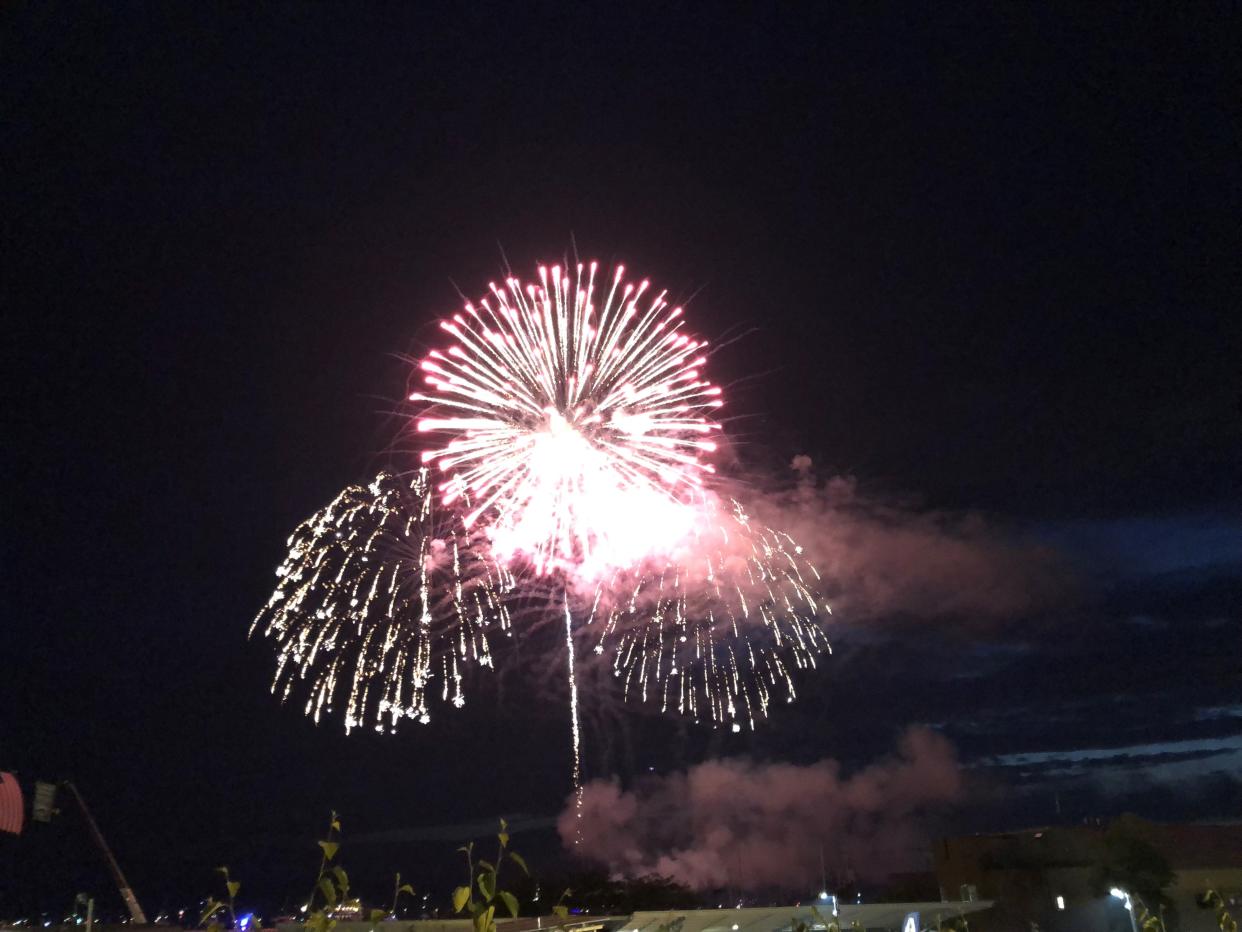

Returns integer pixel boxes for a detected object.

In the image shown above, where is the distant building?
[934,819,1242,932]
[279,903,994,932]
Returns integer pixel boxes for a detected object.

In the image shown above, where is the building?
[934,819,1242,932]
[279,902,994,932]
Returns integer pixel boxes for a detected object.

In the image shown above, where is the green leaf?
[506,852,528,876]
[457,843,473,854]
[553,905,569,920]
[319,840,339,861]
[318,876,338,907]
[199,900,224,925]
[332,866,349,895]
[498,832,509,849]
[398,884,415,896]
[453,886,471,913]
[498,891,519,918]
[477,870,496,901]
[216,866,230,877]
[227,881,241,900]
[369,909,387,923]
[477,859,495,873]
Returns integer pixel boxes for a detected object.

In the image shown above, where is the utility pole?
[62,782,148,924]
[76,893,95,932]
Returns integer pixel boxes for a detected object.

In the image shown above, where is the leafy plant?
[386,873,416,921]
[551,887,572,922]
[304,811,345,932]
[199,810,413,932]
[1202,890,1237,932]
[199,865,252,932]
[452,818,557,932]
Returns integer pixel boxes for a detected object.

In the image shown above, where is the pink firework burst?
[411,262,724,578]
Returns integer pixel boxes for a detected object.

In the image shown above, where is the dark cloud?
[558,727,962,889]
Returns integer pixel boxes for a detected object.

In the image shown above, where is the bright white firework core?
[412,262,723,578]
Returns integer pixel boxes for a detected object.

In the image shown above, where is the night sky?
[3,2,1240,922]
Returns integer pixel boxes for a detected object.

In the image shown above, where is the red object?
[0,772,22,835]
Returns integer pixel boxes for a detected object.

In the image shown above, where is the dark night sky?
[3,1,1240,921]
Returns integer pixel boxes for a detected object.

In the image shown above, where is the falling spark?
[586,499,831,732]
[564,597,583,843]
[250,470,515,733]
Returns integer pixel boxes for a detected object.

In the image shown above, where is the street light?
[1110,888,1139,932]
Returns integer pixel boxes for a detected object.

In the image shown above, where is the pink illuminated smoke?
[411,263,723,578]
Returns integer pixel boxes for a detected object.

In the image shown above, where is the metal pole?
[63,782,148,924]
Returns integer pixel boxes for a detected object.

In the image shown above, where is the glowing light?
[412,263,721,578]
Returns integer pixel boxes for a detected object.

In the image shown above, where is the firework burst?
[253,259,832,744]
[410,263,722,578]
[250,470,515,733]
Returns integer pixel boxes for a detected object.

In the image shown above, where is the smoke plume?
[558,727,962,890]
[742,457,1068,621]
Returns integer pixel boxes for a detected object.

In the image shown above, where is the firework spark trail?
[584,497,831,732]
[250,470,516,733]
[564,598,583,845]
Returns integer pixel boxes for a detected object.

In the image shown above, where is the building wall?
[934,822,1242,932]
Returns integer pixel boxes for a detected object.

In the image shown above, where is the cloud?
[558,727,963,890]
[736,458,1068,621]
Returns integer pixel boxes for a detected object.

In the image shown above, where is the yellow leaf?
[319,841,339,861]
[453,886,471,914]
[498,891,519,918]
